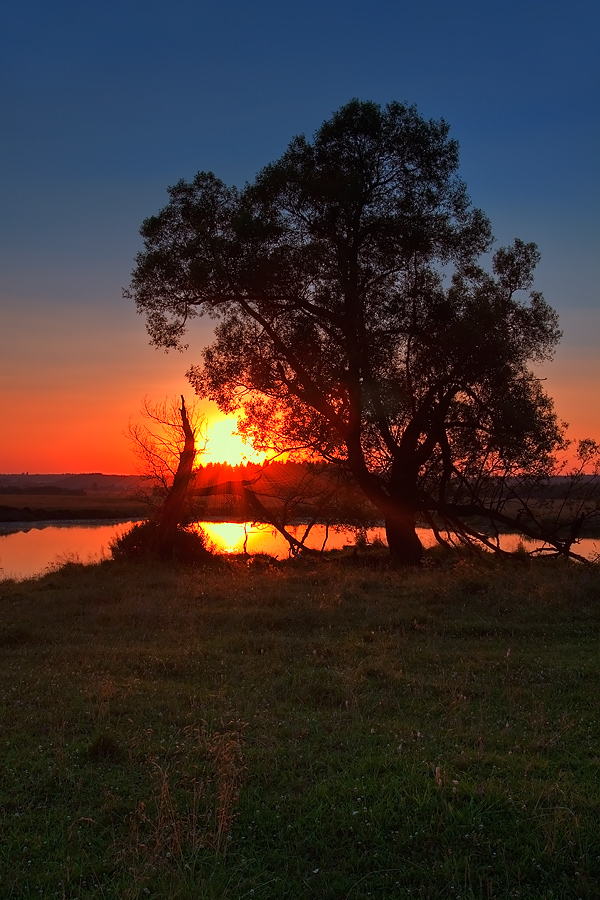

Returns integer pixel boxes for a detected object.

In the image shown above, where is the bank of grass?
[1,552,599,899]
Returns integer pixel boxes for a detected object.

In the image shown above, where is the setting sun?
[203,417,269,466]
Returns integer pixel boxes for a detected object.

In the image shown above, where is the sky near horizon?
[1,0,598,472]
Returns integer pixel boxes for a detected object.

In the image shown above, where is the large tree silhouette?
[127,100,578,563]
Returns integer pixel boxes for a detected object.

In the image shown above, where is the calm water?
[0,521,138,580]
[1,520,598,581]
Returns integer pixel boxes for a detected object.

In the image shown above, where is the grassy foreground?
[1,554,599,899]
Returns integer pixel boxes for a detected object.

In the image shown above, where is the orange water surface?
[1,521,598,581]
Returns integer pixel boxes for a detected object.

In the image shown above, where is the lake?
[1,520,598,580]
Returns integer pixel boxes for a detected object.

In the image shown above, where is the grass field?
[1,552,599,899]
[0,493,147,520]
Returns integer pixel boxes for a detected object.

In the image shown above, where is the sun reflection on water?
[200,522,255,554]
[197,521,388,557]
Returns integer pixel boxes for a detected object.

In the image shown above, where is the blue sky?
[1,0,598,471]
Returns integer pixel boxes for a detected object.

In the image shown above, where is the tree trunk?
[345,443,424,564]
[153,396,196,550]
[384,463,424,565]
[384,506,424,565]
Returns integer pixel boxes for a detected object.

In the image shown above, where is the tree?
[120,395,211,561]
[126,99,583,564]
[128,395,207,512]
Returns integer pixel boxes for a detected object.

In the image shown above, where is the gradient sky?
[1,0,598,472]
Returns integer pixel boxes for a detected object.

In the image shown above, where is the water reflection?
[0,521,137,581]
[199,522,599,560]
[1,519,598,581]
[200,521,414,556]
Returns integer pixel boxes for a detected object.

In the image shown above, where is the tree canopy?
[127,99,583,563]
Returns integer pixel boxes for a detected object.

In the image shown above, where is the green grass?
[1,553,599,899]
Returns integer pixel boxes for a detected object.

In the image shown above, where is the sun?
[203,417,268,465]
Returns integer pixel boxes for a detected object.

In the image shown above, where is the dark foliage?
[110,520,214,565]
[126,99,598,563]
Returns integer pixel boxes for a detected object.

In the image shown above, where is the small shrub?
[110,521,215,566]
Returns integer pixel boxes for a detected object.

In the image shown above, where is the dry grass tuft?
[117,720,247,894]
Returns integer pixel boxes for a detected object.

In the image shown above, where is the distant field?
[0,492,147,519]
[501,497,600,538]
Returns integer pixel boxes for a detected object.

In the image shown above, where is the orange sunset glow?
[1,357,598,474]
[204,417,270,466]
